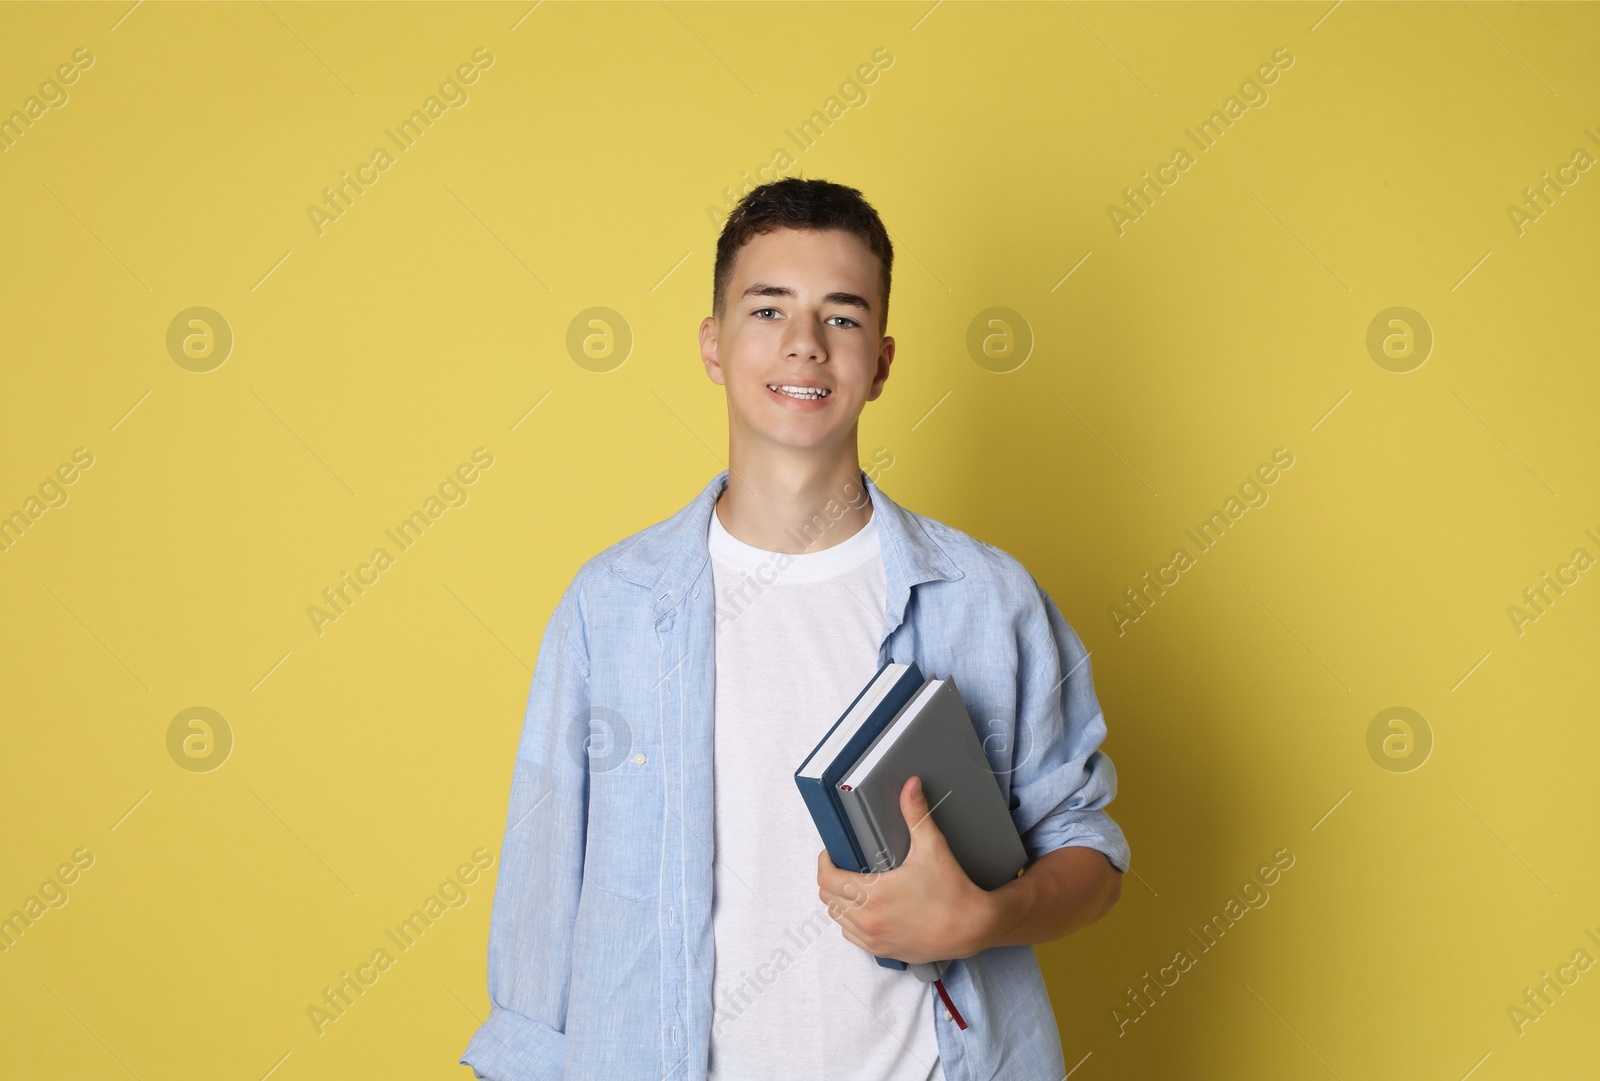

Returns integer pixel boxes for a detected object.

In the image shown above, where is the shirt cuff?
[460,1004,564,1081]
[1023,807,1131,874]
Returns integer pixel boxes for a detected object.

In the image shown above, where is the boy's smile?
[765,381,831,409]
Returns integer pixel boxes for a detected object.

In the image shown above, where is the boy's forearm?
[970,846,1123,952]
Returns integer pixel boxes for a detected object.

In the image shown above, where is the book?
[835,675,1030,981]
[794,660,926,971]
[796,663,1030,985]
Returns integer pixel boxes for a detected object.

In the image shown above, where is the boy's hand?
[816,775,1003,964]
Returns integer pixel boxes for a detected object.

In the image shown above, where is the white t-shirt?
[706,502,944,1081]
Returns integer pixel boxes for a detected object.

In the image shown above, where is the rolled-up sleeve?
[461,577,591,1080]
[1006,580,1131,874]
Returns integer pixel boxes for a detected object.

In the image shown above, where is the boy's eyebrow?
[740,282,873,314]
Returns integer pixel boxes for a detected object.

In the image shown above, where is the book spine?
[795,775,868,874]
[837,785,908,971]
[839,785,891,873]
[826,784,868,869]
[856,785,896,873]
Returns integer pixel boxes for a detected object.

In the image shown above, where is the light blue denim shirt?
[461,468,1131,1081]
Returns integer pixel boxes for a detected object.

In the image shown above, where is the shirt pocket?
[582,725,663,903]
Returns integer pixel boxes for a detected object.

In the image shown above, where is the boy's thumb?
[903,775,927,817]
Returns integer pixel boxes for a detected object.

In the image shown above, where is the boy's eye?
[752,308,859,329]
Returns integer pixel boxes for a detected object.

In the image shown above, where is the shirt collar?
[607,467,965,623]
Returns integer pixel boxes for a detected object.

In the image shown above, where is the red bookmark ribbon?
[933,977,967,1030]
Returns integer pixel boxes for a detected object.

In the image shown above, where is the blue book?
[794,659,925,971]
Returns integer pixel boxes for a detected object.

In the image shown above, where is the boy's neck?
[715,449,872,556]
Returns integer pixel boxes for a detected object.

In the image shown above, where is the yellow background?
[2,1,1597,1078]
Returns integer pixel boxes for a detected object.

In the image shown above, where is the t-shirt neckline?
[708,505,881,583]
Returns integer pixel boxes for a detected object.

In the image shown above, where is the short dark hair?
[712,177,894,335]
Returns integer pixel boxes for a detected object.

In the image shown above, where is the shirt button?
[943,1010,952,1021]
[633,752,647,765]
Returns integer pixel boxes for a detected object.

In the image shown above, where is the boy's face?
[700,226,894,455]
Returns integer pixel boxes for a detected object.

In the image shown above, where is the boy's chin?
[738,424,850,453]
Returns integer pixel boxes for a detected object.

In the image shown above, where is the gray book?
[836,675,1029,982]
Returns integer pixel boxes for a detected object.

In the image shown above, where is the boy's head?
[701,178,896,456]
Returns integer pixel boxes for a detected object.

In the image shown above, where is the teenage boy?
[462,178,1130,1081]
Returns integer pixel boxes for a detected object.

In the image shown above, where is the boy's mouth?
[767,384,831,401]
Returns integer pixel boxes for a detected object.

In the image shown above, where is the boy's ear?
[865,336,895,401]
[700,315,725,385]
